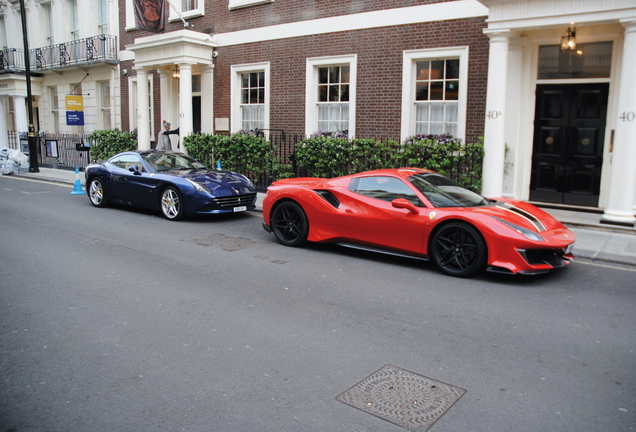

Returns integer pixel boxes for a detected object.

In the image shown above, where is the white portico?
[478,0,636,226]
[125,30,216,152]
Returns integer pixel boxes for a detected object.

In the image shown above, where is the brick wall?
[214,18,488,142]
[119,0,461,43]
[119,1,488,143]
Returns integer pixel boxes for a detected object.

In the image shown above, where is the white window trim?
[169,0,205,21]
[128,74,155,141]
[400,46,469,142]
[0,16,7,50]
[99,80,111,130]
[228,0,273,10]
[125,0,136,31]
[305,54,357,138]
[230,62,270,135]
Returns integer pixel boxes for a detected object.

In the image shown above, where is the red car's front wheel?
[271,201,309,247]
[431,222,487,277]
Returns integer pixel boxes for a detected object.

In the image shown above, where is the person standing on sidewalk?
[156,121,179,150]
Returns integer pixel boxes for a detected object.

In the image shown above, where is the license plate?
[233,206,247,212]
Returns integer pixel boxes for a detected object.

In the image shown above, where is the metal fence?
[5,130,482,191]
[7,131,91,170]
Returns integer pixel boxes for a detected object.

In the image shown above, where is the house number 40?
[487,111,502,119]
[620,112,635,122]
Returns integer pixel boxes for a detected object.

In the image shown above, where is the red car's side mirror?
[392,198,419,214]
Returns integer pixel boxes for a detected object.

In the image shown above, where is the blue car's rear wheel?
[88,178,108,208]
[431,222,487,277]
[161,186,184,221]
[271,201,309,247]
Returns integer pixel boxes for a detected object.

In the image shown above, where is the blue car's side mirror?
[129,165,141,175]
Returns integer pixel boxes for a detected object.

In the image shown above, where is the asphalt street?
[1,175,635,432]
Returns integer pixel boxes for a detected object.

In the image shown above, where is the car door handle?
[345,209,358,214]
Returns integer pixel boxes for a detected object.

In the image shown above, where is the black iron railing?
[0,34,118,73]
[7,131,92,170]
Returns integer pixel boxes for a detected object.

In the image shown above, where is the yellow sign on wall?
[65,95,84,111]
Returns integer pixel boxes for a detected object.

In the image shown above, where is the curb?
[573,248,636,267]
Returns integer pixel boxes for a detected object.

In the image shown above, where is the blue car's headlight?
[241,175,254,188]
[186,179,210,193]
[492,217,544,242]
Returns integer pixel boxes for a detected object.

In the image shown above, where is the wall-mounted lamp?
[172,65,180,79]
[561,27,576,52]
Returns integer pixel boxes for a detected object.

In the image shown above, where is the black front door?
[530,83,608,207]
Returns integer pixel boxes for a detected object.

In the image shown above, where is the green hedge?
[87,129,138,162]
[294,134,484,191]
[181,132,485,191]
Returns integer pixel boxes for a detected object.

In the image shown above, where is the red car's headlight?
[492,217,545,242]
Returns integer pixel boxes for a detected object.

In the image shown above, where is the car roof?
[351,168,436,179]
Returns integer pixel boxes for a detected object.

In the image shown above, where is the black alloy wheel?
[88,178,108,208]
[431,222,487,277]
[271,201,309,247]
[161,186,185,221]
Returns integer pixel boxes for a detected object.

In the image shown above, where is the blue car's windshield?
[142,152,206,172]
[408,173,488,208]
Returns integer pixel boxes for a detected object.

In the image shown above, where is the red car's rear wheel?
[431,222,487,277]
[271,201,309,247]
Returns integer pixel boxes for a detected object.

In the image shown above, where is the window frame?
[230,62,270,136]
[0,16,7,50]
[99,80,111,130]
[49,86,59,133]
[400,47,469,142]
[69,0,79,40]
[305,54,357,138]
[125,0,135,30]
[98,0,108,35]
[169,0,204,21]
[228,0,273,10]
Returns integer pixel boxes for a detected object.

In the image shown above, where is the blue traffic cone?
[217,160,222,170]
[70,167,85,195]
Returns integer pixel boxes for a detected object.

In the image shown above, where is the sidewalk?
[10,167,636,268]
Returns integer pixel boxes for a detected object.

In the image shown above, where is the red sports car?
[262,168,575,277]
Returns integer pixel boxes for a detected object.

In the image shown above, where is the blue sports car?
[85,150,257,220]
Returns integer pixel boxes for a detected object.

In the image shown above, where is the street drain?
[181,233,268,251]
[336,365,466,432]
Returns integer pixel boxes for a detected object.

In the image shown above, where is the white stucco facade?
[478,0,636,225]
[125,30,216,152]
[0,0,121,137]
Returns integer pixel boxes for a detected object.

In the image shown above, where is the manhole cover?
[181,233,267,251]
[336,365,466,432]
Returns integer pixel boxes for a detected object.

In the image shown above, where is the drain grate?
[336,365,466,432]
[181,233,268,251]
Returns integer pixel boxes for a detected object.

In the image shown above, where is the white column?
[135,67,151,150]
[158,67,172,123]
[14,96,28,133]
[0,97,8,148]
[178,62,194,153]
[158,67,175,148]
[201,63,214,134]
[481,29,513,198]
[602,20,636,226]
[504,37,526,197]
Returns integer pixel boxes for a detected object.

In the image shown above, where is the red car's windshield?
[408,173,489,208]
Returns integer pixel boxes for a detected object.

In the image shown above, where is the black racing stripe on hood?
[498,203,546,232]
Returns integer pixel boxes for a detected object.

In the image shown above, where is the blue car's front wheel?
[161,186,184,221]
[88,178,108,208]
